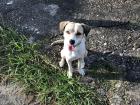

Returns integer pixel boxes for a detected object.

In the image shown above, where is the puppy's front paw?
[59,61,64,67]
[79,69,85,76]
[67,71,72,78]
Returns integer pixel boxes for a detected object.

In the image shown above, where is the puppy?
[59,21,91,78]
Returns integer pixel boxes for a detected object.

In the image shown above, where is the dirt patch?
[0,82,39,105]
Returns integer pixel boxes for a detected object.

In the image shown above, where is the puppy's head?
[59,21,91,47]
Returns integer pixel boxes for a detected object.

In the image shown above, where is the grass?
[0,26,109,105]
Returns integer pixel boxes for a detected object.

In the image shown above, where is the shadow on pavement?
[72,19,140,31]
[85,50,140,82]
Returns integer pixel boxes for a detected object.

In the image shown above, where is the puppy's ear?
[59,21,70,33]
[81,24,91,36]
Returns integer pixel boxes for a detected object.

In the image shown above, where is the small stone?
[96,30,101,34]
[127,36,132,42]
[28,36,35,44]
[115,82,122,88]
[133,39,140,49]
[136,48,140,52]
[132,47,135,51]
[119,53,123,56]
[7,0,14,5]
[0,26,3,31]
[103,42,107,46]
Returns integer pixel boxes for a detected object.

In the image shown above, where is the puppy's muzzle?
[69,39,75,45]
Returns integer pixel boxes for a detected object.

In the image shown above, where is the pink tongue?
[69,45,75,51]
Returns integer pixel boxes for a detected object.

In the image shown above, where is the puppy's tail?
[45,39,64,50]
[51,39,64,46]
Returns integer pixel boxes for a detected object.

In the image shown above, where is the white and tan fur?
[59,21,91,78]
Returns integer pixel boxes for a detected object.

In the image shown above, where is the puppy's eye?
[66,31,70,34]
[76,32,81,36]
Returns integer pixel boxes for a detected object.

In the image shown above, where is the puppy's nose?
[69,39,75,45]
